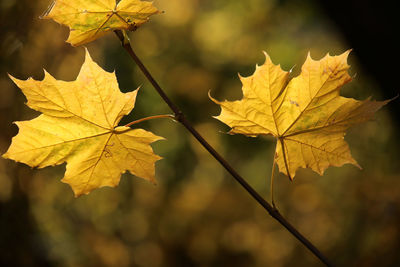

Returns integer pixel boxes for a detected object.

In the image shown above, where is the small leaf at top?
[3,49,164,196]
[210,51,391,179]
[42,0,161,46]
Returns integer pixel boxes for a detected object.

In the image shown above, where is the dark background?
[1,0,399,266]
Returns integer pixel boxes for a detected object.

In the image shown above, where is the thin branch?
[114,30,334,267]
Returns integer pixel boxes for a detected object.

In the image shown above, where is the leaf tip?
[208,90,217,102]
[73,191,85,198]
[40,0,56,19]
[336,49,352,65]
[306,51,312,60]
[343,48,353,57]
[71,185,90,198]
[209,92,224,110]
[156,136,166,142]
[83,47,92,61]
[8,73,31,89]
[42,69,54,80]
[7,73,19,83]
[1,151,10,160]
[262,50,272,62]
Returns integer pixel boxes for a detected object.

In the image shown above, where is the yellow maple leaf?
[3,49,164,196]
[42,0,161,46]
[211,51,390,179]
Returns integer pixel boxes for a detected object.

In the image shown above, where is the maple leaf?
[42,0,161,46]
[3,49,164,196]
[210,51,390,179]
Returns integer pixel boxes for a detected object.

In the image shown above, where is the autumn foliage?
[4,50,163,196]
[1,0,394,265]
[42,0,160,46]
[211,51,389,179]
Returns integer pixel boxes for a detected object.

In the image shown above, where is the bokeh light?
[1,0,399,266]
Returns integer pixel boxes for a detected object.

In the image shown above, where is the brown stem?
[124,114,174,127]
[114,30,334,267]
[270,142,278,208]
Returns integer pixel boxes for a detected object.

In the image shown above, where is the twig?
[114,30,334,267]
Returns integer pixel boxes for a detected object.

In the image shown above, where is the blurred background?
[1,0,399,266]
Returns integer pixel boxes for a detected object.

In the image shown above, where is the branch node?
[174,111,185,122]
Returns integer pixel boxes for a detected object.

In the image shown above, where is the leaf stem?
[114,30,334,267]
[124,114,174,127]
[270,143,277,208]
